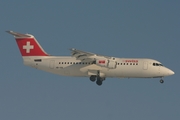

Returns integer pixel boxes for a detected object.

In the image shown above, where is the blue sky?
[1,0,180,120]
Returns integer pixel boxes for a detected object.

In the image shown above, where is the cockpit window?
[153,63,163,66]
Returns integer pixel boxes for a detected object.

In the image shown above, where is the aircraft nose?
[169,69,175,76]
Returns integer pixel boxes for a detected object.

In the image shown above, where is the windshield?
[153,63,163,66]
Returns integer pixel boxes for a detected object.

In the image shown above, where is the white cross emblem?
[23,41,34,53]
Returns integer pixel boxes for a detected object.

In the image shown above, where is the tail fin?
[7,31,48,56]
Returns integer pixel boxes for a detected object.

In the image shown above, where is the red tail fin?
[7,31,48,56]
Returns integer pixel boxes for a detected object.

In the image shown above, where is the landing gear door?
[143,61,148,70]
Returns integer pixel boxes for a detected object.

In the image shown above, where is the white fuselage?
[23,56,173,78]
[7,30,174,85]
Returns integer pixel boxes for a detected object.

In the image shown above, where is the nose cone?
[161,67,175,77]
[169,69,175,76]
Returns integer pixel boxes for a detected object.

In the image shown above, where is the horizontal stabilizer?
[6,31,31,38]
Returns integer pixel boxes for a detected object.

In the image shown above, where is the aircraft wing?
[70,48,111,61]
[70,48,96,61]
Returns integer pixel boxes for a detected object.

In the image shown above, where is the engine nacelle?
[96,59,117,69]
[108,60,117,69]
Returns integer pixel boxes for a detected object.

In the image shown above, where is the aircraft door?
[158,65,161,74]
[49,60,55,69]
[143,61,148,70]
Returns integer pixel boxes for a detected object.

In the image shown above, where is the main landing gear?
[89,75,105,86]
[90,75,96,82]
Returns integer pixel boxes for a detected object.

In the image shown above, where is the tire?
[90,75,96,82]
[160,79,164,83]
[96,80,102,86]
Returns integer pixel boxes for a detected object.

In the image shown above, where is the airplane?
[7,31,175,86]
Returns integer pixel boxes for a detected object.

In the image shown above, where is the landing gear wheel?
[96,80,102,86]
[90,75,96,82]
[160,79,164,84]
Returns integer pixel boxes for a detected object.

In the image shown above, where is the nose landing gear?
[160,79,164,83]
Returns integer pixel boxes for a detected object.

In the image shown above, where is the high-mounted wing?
[70,48,96,61]
[70,48,117,69]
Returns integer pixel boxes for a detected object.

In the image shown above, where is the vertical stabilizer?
[7,31,49,56]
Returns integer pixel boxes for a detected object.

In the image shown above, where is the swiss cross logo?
[23,41,34,53]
